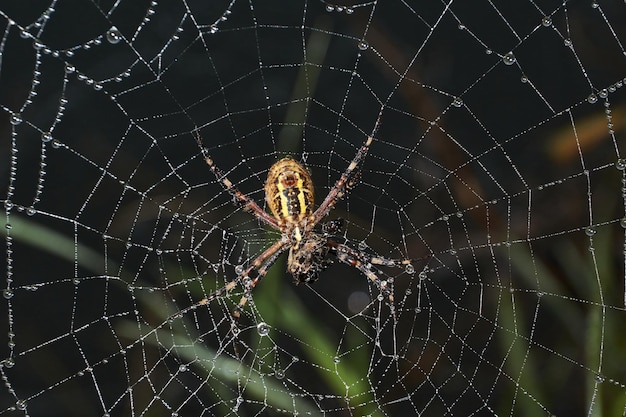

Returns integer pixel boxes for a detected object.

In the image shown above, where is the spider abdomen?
[265,158,314,224]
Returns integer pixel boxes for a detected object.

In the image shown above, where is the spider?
[179,122,413,323]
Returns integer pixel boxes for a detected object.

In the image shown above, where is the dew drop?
[502,52,516,65]
[541,16,552,27]
[2,358,15,368]
[615,159,626,170]
[209,25,218,34]
[584,226,597,236]
[326,5,335,12]
[347,291,369,313]
[10,113,22,125]
[587,93,598,104]
[620,217,626,228]
[42,132,53,142]
[2,289,13,299]
[106,26,122,44]
[357,40,369,50]
[65,64,76,74]
[405,264,415,274]
[452,97,463,107]
[256,322,270,336]
[178,364,188,372]
[333,356,340,364]
[358,240,367,250]
[275,369,285,379]
[16,400,26,411]
[235,265,244,275]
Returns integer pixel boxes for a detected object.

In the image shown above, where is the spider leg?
[169,240,286,322]
[370,256,412,268]
[327,240,410,307]
[232,241,287,319]
[193,130,280,229]
[223,241,285,358]
[312,117,381,224]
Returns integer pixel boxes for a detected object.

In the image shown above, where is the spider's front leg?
[321,218,345,236]
[327,240,412,309]
[221,241,287,358]
[231,241,287,319]
[169,240,286,324]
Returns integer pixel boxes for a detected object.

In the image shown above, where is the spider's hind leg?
[193,130,280,229]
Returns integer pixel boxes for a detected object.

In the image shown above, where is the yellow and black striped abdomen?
[264,158,314,224]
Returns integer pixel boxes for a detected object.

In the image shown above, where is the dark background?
[1,1,626,416]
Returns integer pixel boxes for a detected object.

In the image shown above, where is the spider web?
[1,0,626,416]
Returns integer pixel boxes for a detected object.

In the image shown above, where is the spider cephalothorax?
[183,124,413,321]
[287,233,332,284]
